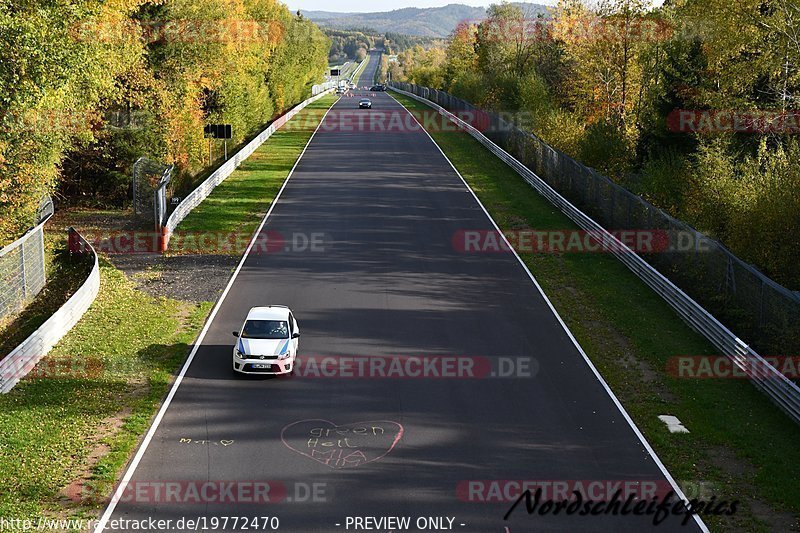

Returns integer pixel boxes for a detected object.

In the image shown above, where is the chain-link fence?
[393,82,800,358]
[0,227,100,393]
[0,196,54,322]
[133,157,173,230]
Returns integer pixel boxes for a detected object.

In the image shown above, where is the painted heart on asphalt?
[281,419,403,469]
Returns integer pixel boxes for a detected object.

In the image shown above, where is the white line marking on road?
[94,100,337,532]
[388,90,709,533]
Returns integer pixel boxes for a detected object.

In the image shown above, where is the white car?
[232,306,300,375]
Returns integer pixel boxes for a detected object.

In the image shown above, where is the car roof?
[246,306,290,321]
[360,98,371,101]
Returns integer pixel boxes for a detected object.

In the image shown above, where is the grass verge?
[0,259,212,521]
[392,91,800,532]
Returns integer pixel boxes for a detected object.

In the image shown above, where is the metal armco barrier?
[312,81,336,96]
[0,228,100,393]
[390,83,800,425]
[163,88,335,250]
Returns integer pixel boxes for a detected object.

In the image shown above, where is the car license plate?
[253,364,269,369]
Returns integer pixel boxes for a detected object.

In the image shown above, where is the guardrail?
[312,81,335,96]
[162,88,335,250]
[0,228,100,393]
[390,83,800,425]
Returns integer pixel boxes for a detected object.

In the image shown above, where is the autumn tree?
[0,0,144,242]
[442,22,478,92]
[0,0,330,243]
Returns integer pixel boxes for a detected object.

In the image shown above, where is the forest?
[389,0,800,289]
[0,0,330,245]
[326,29,377,64]
[325,28,439,64]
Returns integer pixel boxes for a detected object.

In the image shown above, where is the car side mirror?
[232,331,240,337]
[292,332,300,339]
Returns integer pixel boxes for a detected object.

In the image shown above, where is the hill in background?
[302,3,549,37]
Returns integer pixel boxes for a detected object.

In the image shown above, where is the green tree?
[0,0,144,242]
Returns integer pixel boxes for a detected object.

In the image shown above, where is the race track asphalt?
[99,53,705,532]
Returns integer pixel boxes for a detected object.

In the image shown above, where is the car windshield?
[241,320,289,339]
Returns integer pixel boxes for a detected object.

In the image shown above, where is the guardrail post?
[19,241,27,300]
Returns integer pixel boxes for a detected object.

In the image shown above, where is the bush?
[636,150,691,214]
[515,72,584,156]
[727,138,800,288]
[577,120,633,178]
[684,137,739,241]
[448,71,485,106]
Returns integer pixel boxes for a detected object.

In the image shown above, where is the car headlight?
[278,350,291,360]
[235,349,246,359]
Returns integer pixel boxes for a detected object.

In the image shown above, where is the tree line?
[391,0,800,289]
[326,29,377,64]
[325,29,438,65]
[0,0,329,245]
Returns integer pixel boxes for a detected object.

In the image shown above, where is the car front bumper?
[233,356,294,374]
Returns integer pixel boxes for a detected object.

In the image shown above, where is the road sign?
[204,124,232,139]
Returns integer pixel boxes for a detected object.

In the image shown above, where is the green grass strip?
[0,260,212,521]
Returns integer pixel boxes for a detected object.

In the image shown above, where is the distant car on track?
[232,306,300,375]
[359,98,372,109]
[369,85,385,91]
